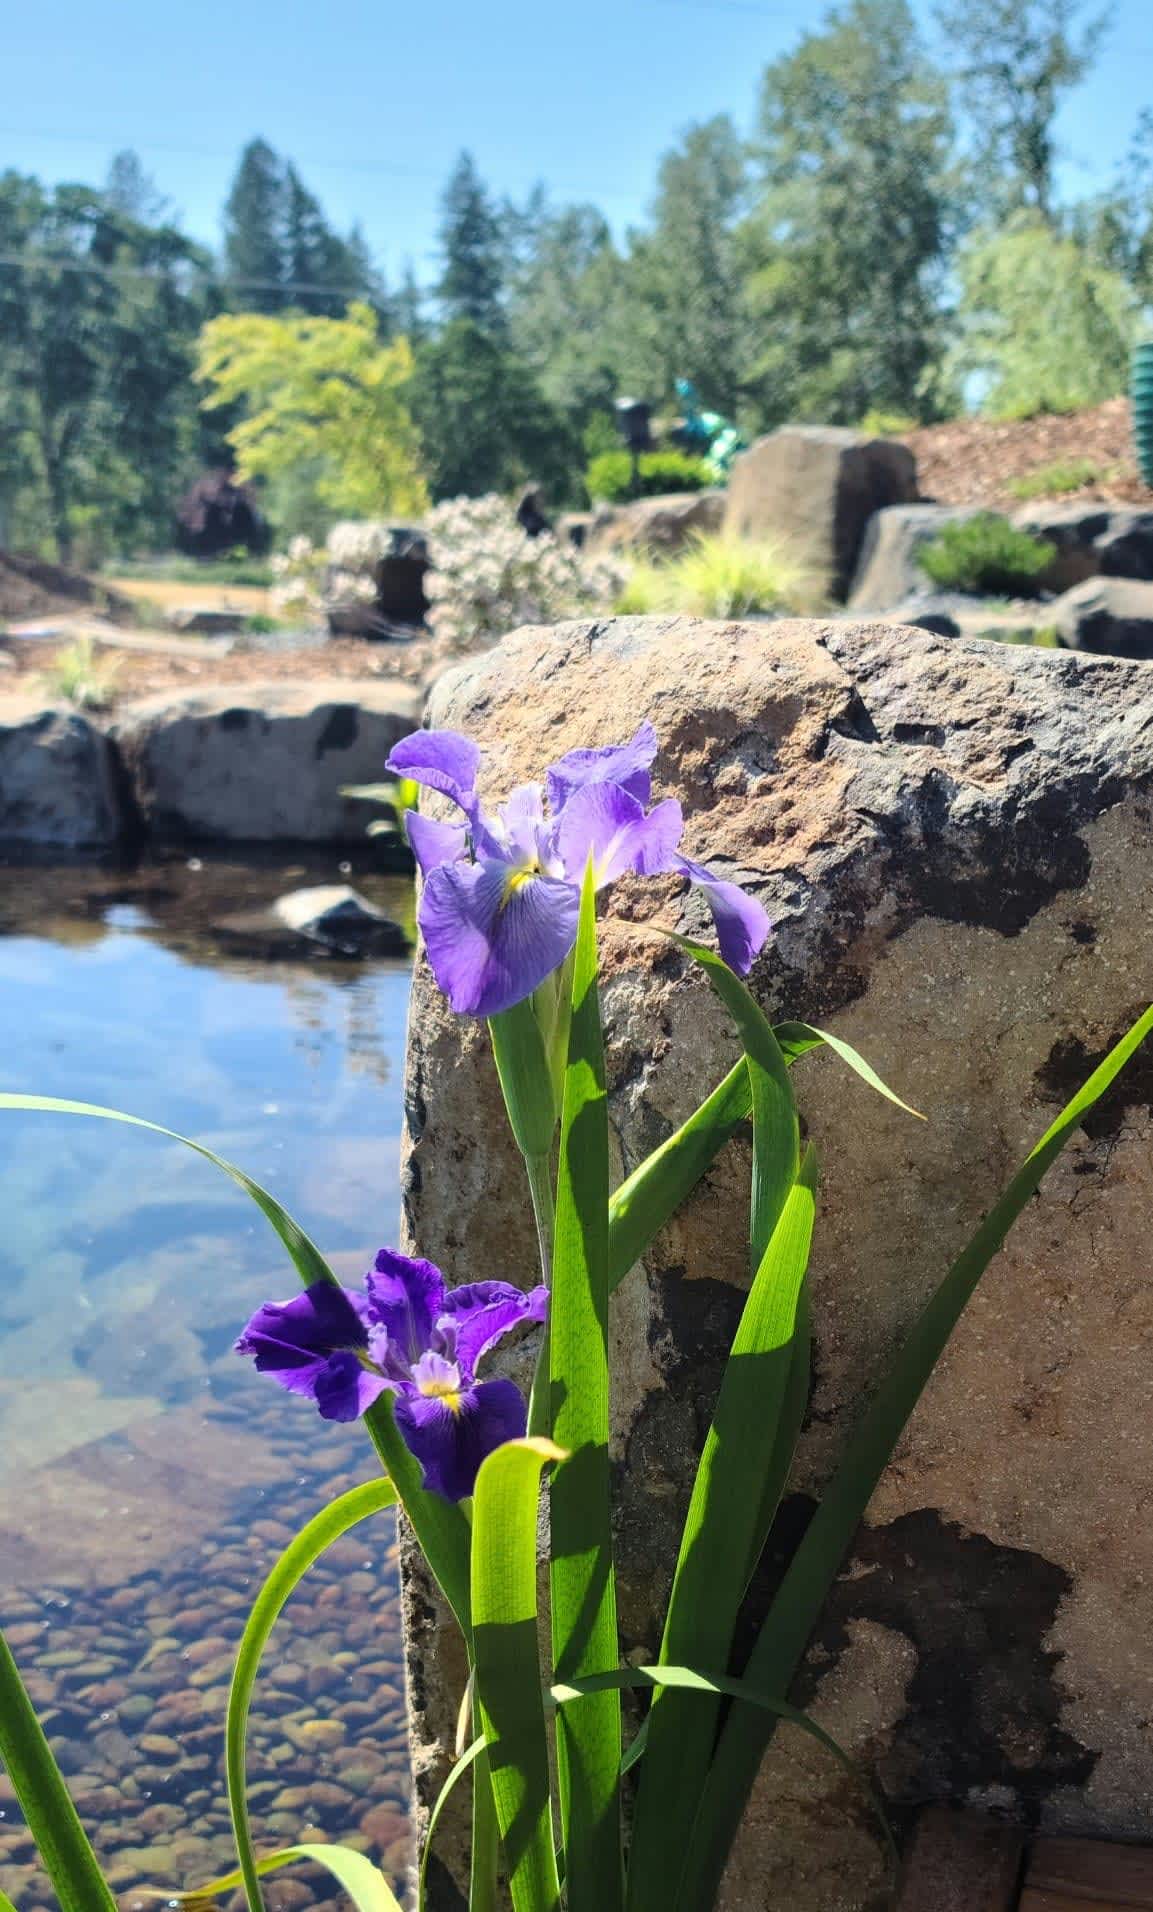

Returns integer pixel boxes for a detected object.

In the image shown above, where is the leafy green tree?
[949,214,1137,417]
[0,171,211,559]
[104,149,170,226]
[621,115,753,414]
[438,151,507,329]
[508,201,626,415]
[937,0,1109,222]
[411,316,579,500]
[195,301,428,519]
[744,0,954,425]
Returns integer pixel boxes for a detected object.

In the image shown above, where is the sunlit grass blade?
[607,1060,751,1291]
[772,1022,924,1118]
[671,941,799,1263]
[0,1888,18,1911]
[0,1093,335,1287]
[139,1842,403,1909]
[625,1152,817,1912]
[0,1627,119,1912]
[549,866,623,1910]
[551,1663,894,1868]
[680,1000,1153,1909]
[471,1435,566,1912]
[489,998,559,1160]
[420,1736,486,1909]
[0,1097,473,1631]
[225,1480,397,1912]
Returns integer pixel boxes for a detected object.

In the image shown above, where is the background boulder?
[0,697,125,847]
[723,426,918,599]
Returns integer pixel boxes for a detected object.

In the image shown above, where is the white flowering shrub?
[268,526,380,623]
[425,494,626,654]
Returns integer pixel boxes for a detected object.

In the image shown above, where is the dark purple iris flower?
[235,1250,548,1501]
[386,720,771,1017]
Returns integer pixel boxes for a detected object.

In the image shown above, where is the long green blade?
[607,1060,751,1290]
[471,1436,566,1912]
[141,1842,403,1909]
[0,1096,473,1633]
[625,1152,817,1912]
[673,943,800,1264]
[549,867,623,1911]
[0,1093,335,1287]
[0,1888,18,1911]
[0,1628,119,1912]
[420,1737,487,1909]
[772,1023,923,1118]
[681,999,1153,1908]
[225,1479,397,1912]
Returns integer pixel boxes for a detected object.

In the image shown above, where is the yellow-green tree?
[195,301,428,520]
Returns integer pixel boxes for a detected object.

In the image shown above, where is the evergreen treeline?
[2,0,1152,560]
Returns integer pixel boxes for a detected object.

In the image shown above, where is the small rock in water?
[214,885,408,959]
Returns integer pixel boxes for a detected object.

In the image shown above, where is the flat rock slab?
[112,678,421,843]
[400,613,1153,1909]
[0,695,124,847]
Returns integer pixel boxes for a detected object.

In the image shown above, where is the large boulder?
[326,522,430,630]
[401,614,1153,1909]
[113,679,421,843]
[1053,576,1153,658]
[723,426,918,600]
[1011,503,1153,592]
[0,697,124,847]
[585,489,726,559]
[848,504,982,610]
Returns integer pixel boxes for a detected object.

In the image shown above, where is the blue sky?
[5,0,1153,285]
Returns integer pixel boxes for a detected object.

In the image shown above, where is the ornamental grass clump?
[617,533,818,620]
[2,717,1152,1912]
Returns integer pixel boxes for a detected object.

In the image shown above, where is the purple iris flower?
[235,1250,548,1502]
[386,720,771,1017]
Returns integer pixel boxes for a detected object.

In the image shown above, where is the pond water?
[0,852,417,1909]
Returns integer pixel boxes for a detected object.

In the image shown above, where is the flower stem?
[524,1150,555,1438]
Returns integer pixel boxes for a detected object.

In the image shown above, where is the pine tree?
[438,152,506,329]
[222,138,286,311]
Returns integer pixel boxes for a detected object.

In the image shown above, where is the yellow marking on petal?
[500,861,541,908]
[419,1376,464,1415]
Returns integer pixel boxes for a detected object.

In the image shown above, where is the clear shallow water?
[0,855,416,1908]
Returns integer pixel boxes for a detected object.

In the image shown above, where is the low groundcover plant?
[2,717,1151,1912]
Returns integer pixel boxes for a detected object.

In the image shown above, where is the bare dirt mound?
[901,396,1151,510]
[0,552,136,626]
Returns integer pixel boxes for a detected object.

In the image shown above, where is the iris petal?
[418,857,580,1017]
[556,783,684,888]
[235,1283,370,1369]
[313,1350,389,1422]
[676,854,771,975]
[365,1250,446,1366]
[545,720,659,814]
[386,730,481,817]
[394,1376,528,1500]
[440,1280,549,1378]
[406,810,468,877]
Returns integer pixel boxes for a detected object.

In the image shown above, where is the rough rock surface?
[1012,503,1153,592]
[400,614,1153,1910]
[113,679,421,842]
[724,427,918,599]
[0,696,125,846]
[1054,576,1153,658]
[585,488,726,558]
[848,504,982,610]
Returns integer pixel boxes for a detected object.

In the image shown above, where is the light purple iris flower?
[387,720,770,1017]
[235,1250,548,1501]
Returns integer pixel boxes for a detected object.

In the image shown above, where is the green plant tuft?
[39,637,118,710]
[585,450,712,504]
[918,512,1056,597]
[616,535,818,620]
[1005,457,1111,501]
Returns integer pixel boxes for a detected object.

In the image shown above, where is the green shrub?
[585,450,712,504]
[616,535,818,620]
[39,637,118,710]
[1006,458,1111,501]
[918,512,1056,597]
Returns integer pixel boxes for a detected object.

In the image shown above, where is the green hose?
[1131,342,1153,488]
